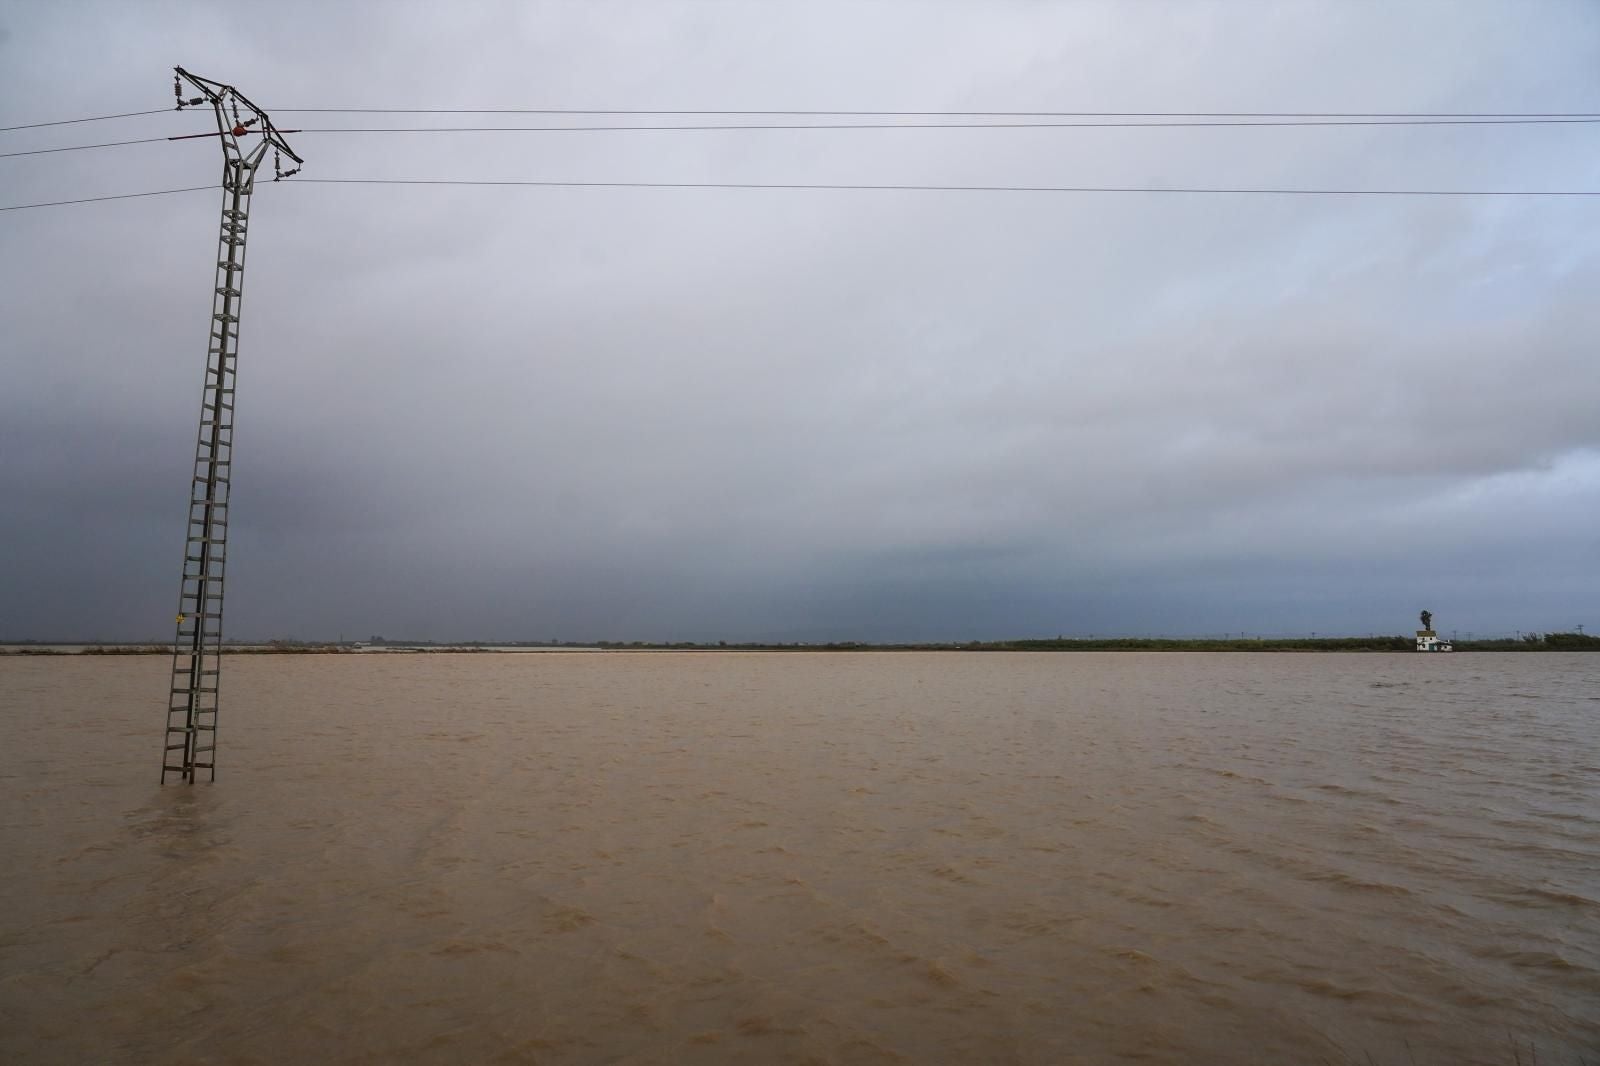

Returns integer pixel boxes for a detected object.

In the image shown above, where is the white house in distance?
[1416,609,1454,652]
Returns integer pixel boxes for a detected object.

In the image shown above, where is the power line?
[0,107,170,132]
[0,137,171,159]
[297,177,1600,197]
[10,115,1600,163]
[0,186,213,212]
[279,108,1600,118]
[7,177,1599,214]
[16,115,1599,162]
[7,105,1599,135]
[287,117,1600,133]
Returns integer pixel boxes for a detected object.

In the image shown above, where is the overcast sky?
[2,1,1598,643]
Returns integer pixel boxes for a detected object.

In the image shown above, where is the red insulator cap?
[231,124,248,137]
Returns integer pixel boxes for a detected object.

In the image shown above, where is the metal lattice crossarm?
[172,67,304,178]
[162,68,303,784]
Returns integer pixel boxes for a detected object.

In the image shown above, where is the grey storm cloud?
[2,1,1598,642]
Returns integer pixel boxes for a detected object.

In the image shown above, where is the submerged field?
[2,652,1597,1063]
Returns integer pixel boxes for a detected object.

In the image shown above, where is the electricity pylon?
[161,67,303,784]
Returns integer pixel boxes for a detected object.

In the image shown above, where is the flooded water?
[1,652,1597,1064]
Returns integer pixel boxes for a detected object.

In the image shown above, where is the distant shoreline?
[4,634,1596,655]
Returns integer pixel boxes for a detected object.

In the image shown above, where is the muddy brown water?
[1,652,1597,1064]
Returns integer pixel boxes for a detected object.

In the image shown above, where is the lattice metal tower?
[162,68,303,784]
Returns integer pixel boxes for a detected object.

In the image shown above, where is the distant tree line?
[1455,631,1600,651]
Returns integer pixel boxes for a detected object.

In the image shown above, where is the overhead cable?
[291,117,1600,132]
[11,116,1600,162]
[8,106,1599,134]
[0,186,214,212]
[296,177,1600,197]
[0,108,170,132]
[278,108,1600,118]
[7,178,1599,213]
[0,137,171,159]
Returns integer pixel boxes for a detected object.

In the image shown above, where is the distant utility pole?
[161,68,303,785]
